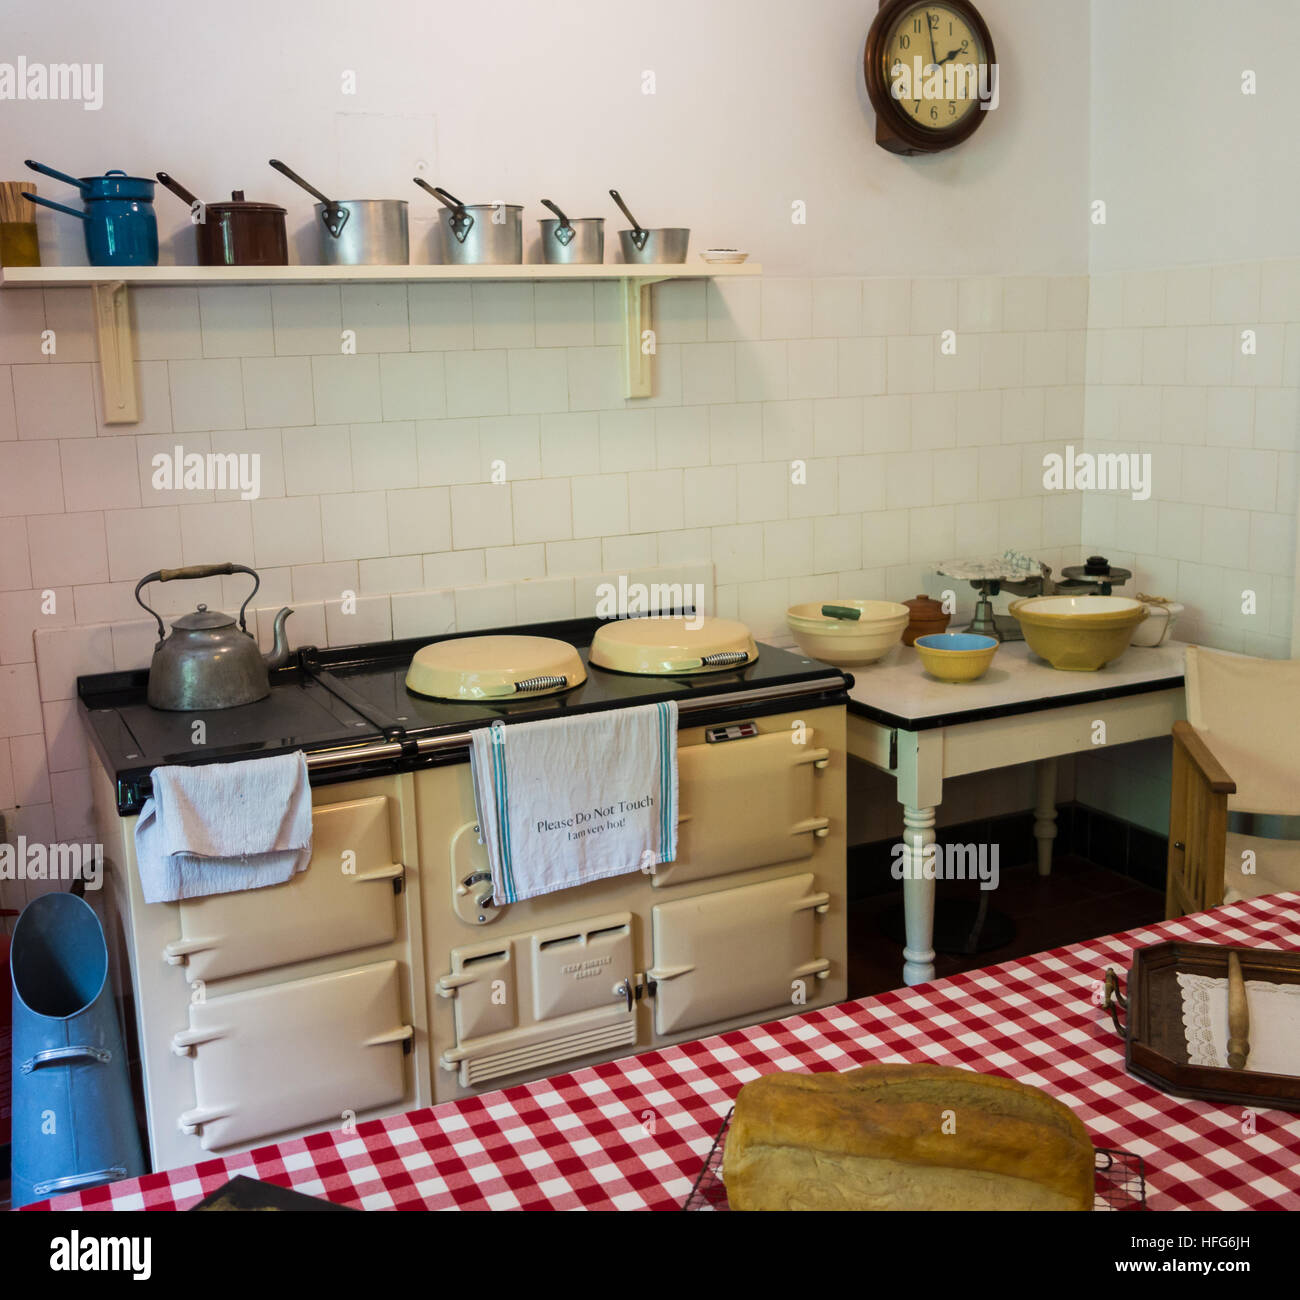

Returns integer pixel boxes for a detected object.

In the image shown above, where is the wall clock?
[864,0,997,155]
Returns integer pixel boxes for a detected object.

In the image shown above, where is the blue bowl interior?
[915,633,998,652]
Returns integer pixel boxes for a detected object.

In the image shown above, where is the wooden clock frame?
[864,0,997,156]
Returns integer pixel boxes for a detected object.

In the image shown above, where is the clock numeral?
[899,34,910,49]
[913,17,922,33]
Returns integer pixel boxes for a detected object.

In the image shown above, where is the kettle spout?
[264,606,294,670]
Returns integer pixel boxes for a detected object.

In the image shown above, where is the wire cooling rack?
[683,1108,1147,1211]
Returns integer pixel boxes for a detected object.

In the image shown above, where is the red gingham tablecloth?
[30,891,1300,1212]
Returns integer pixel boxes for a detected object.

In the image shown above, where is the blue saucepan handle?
[24,158,89,194]
[22,192,87,220]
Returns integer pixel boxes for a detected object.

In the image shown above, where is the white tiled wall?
[1080,258,1300,655]
[0,271,1085,911]
[1076,257,1300,834]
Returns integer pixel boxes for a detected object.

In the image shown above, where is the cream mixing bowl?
[786,600,909,666]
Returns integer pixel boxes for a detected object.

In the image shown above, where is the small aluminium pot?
[608,189,689,264]
[316,199,408,266]
[540,216,604,265]
[442,204,522,265]
[413,182,523,265]
[617,227,689,264]
[268,161,408,265]
[22,160,158,266]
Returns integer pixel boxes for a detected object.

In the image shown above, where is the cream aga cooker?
[79,614,850,1168]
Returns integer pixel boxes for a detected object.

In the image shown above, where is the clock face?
[883,3,988,132]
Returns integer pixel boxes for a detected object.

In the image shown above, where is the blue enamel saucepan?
[22,159,158,266]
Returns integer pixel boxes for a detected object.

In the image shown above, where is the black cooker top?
[78,615,850,814]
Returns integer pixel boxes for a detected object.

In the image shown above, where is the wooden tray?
[1104,941,1300,1112]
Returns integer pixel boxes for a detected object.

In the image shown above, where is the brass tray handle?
[1102,967,1128,1037]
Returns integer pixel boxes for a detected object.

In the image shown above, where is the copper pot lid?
[405,634,586,700]
[589,616,757,675]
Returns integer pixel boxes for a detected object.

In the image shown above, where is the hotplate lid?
[404,634,586,701]
[589,616,757,675]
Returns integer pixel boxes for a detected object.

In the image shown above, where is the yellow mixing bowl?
[913,632,1000,682]
[1008,596,1148,671]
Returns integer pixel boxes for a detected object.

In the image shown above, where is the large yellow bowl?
[1008,596,1148,671]
[786,599,909,666]
[914,632,1000,682]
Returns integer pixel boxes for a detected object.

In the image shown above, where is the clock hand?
[926,12,940,68]
[938,42,970,63]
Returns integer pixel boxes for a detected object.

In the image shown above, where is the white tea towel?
[134,752,313,903]
[1178,971,1300,1076]
[470,702,678,903]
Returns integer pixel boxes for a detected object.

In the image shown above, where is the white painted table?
[845,639,1188,986]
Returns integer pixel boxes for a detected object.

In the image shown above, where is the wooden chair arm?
[1172,721,1237,795]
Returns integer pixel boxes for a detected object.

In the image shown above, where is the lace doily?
[1177,971,1300,1075]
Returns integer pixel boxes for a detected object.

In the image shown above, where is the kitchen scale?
[937,552,1050,643]
[938,553,1132,642]
[1055,554,1133,594]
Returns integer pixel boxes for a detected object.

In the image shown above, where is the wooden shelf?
[1,262,760,418]
[0,262,760,287]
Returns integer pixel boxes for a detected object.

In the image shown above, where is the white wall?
[1089,0,1300,272]
[3,0,1089,276]
[1080,0,1300,834]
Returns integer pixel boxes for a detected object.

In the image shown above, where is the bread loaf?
[722,1064,1094,1211]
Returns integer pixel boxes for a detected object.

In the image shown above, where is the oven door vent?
[441,1017,636,1088]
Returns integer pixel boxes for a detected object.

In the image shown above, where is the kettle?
[134,563,293,711]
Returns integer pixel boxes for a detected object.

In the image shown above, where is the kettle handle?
[134,562,261,641]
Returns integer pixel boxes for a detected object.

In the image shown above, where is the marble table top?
[845,638,1188,731]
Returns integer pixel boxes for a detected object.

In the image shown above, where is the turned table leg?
[902,803,938,985]
[1035,756,1059,877]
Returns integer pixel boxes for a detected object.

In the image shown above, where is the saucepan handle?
[22,192,87,221]
[24,158,89,193]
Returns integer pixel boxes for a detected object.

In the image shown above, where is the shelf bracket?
[621,275,669,400]
[92,280,139,424]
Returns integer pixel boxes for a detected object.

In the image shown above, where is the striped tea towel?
[469,702,678,903]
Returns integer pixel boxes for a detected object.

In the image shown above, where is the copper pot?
[902,593,950,646]
[156,172,287,266]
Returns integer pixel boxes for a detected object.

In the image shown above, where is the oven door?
[172,960,412,1151]
[164,795,403,983]
[649,873,830,1037]
[651,726,830,888]
[437,913,637,1088]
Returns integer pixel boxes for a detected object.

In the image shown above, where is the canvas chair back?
[1184,646,1300,816]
